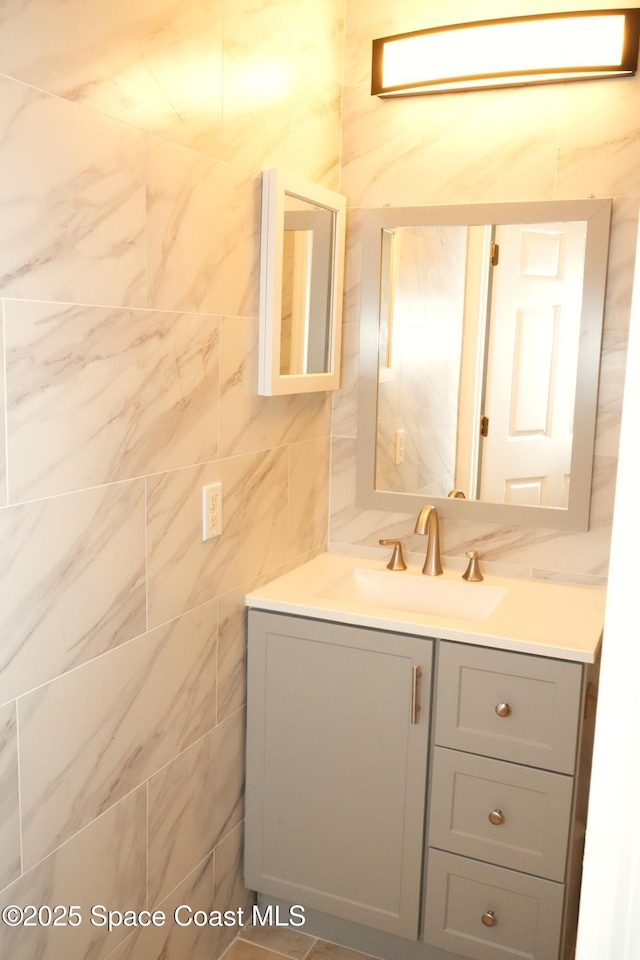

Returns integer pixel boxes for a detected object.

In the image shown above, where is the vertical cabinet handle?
[411,665,421,724]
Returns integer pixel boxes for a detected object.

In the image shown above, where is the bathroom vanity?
[244,553,605,960]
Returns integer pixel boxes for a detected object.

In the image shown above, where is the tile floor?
[222,924,378,960]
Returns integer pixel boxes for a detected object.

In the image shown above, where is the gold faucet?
[414,505,443,576]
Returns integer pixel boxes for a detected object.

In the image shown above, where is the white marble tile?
[5,301,219,502]
[342,82,558,208]
[109,854,214,960]
[147,449,289,627]
[595,329,628,459]
[146,136,259,318]
[331,323,359,439]
[329,436,415,548]
[0,481,145,705]
[0,313,6,508]
[288,438,331,559]
[219,315,331,459]
[217,587,248,724]
[0,787,146,960]
[221,0,342,185]
[602,196,640,335]
[212,822,253,960]
[19,603,217,869]
[0,702,20,891]
[556,72,640,199]
[147,709,244,906]
[0,77,145,306]
[0,0,224,157]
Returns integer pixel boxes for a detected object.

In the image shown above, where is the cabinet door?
[245,611,433,939]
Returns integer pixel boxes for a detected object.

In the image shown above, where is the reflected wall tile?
[0,0,224,156]
[217,587,248,724]
[288,438,330,558]
[0,481,145,705]
[556,74,640,199]
[342,83,558,208]
[0,77,145,306]
[110,855,214,960]
[147,449,288,627]
[219,316,331,459]
[0,787,146,960]
[147,709,244,905]
[146,137,259,317]
[5,301,219,502]
[212,822,253,960]
[221,0,342,185]
[0,702,20,891]
[19,603,217,869]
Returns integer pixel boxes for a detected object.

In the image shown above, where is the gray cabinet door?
[435,642,583,773]
[245,611,433,938]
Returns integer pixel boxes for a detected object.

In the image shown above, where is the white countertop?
[245,552,605,663]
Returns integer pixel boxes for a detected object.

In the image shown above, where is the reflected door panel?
[478,221,586,508]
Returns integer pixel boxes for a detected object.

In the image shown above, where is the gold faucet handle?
[379,539,407,571]
[462,549,484,582]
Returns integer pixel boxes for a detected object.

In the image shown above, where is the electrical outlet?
[202,482,222,541]
[394,429,405,465]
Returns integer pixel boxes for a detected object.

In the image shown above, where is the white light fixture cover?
[372,10,640,97]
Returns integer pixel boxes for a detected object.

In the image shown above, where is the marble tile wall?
[332,0,640,585]
[0,1,343,958]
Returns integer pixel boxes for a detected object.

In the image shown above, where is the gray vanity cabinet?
[245,614,593,960]
[244,610,433,939]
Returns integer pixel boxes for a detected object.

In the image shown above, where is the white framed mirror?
[258,168,347,395]
[357,198,612,530]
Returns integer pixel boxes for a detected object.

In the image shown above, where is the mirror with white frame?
[258,168,347,395]
[356,199,612,530]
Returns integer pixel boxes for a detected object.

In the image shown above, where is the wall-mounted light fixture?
[371,9,640,97]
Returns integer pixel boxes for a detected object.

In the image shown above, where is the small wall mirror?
[258,168,347,395]
[357,199,612,530]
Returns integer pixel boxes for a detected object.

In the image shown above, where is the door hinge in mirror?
[480,415,489,437]
[490,242,499,266]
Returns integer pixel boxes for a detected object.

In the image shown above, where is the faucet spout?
[414,505,443,576]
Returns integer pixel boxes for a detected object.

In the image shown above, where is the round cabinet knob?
[488,809,505,826]
[495,702,511,718]
[482,911,497,928]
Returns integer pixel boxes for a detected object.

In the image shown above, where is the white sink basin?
[315,567,507,622]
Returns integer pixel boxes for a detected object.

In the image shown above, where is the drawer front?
[424,850,564,960]
[435,642,583,773]
[428,747,574,880]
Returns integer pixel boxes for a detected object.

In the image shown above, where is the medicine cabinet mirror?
[357,198,612,530]
[258,168,347,395]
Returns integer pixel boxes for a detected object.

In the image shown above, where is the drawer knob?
[495,702,511,717]
[488,809,505,826]
[482,910,497,928]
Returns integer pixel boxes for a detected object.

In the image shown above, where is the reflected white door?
[479,221,586,507]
